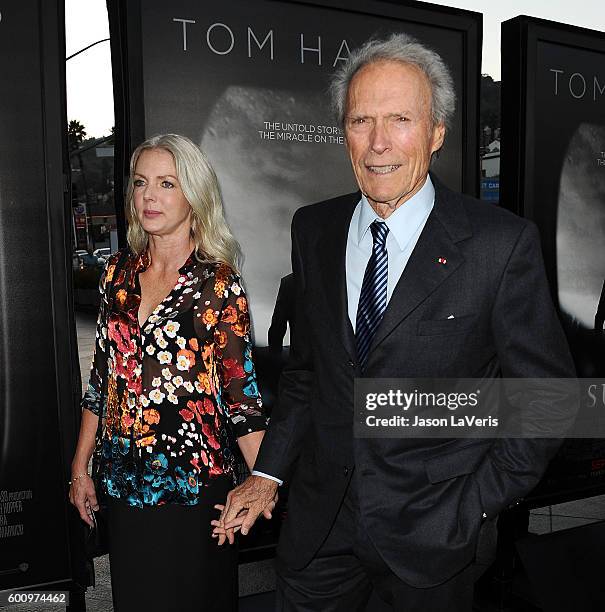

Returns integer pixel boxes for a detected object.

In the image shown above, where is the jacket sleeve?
[473,221,577,518]
[254,211,314,481]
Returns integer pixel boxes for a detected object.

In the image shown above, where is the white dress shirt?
[346,175,435,331]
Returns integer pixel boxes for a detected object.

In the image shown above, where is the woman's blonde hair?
[125,134,241,272]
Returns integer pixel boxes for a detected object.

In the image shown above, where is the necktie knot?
[370,220,389,248]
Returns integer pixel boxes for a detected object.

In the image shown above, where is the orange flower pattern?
[81,249,266,508]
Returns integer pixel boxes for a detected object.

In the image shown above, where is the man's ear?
[431,122,446,154]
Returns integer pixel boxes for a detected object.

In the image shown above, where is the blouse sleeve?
[80,259,115,416]
[213,271,267,438]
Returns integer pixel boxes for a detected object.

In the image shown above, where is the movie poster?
[534,40,605,377]
[501,19,605,501]
[0,0,79,591]
[136,0,475,347]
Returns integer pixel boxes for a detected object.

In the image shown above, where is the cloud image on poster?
[200,85,356,343]
[557,123,605,329]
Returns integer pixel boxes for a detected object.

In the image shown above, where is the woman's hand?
[211,504,242,545]
[69,474,99,528]
[210,498,277,546]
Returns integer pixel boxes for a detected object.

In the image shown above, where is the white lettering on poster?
[173,18,195,51]
[258,121,344,145]
[173,17,351,68]
[300,34,321,65]
[549,68,605,101]
[248,27,274,60]
[206,23,235,55]
[333,39,351,67]
[0,489,32,539]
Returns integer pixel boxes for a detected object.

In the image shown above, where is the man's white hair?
[329,33,456,129]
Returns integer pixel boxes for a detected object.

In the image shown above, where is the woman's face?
[133,148,192,239]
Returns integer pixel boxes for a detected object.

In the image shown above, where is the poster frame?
[500,16,605,508]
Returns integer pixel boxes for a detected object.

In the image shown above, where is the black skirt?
[107,477,238,612]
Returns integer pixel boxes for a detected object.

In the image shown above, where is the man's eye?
[395,115,408,122]
[161,180,175,189]
[352,118,365,125]
[133,179,145,187]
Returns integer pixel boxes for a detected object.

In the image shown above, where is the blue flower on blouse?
[243,379,259,397]
[243,345,254,374]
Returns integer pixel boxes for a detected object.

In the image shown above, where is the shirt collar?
[355,175,435,250]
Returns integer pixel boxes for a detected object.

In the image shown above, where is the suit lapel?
[370,179,473,351]
[316,192,359,361]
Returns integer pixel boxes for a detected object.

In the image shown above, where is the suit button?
[347,360,355,368]
[343,466,349,476]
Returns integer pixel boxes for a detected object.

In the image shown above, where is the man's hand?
[212,475,278,544]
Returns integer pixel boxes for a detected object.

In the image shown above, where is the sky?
[65,0,605,138]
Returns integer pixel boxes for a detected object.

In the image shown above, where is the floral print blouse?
[82,249,267,508]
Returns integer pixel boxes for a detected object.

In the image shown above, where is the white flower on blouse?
[164,382,175,394]
[176,336,186,349]
[153,328,163,339]
[149,389,165,404]
[140,395,150,407]
[193,291,201,299]
[157,337,168,349]
[230,282,241,295]
[157,351,172,365]
[162,368,171,380]
[194,380,203,393]
[163,320,180,338]
[183,381,194,393]
[152,377,161,388]
[172,376,184,388]
[167,393,178,405]
[146,345,156,355]
[176,354,193,371]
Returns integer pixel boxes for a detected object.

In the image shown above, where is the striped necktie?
[355,220,389,369]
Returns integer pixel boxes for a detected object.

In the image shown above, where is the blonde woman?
[69,134,268,611]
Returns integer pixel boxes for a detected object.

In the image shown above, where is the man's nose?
[369,121,392,154]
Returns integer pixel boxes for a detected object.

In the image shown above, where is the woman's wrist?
[68,473,90,486]
[71,458,90,477]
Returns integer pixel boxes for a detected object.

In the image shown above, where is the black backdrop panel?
[501,17,605,504]
[110,0,481,347]
[0,0,83,591]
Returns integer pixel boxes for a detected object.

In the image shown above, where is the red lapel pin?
[438,257,447,265]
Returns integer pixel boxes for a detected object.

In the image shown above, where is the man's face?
[344,60,445,217]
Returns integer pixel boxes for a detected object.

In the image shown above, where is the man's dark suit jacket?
[268,273,295,350]
[254,178,575,588]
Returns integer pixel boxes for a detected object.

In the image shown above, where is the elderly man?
[217,33,575,611]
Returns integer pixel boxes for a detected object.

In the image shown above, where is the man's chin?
[364,192,401,209]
